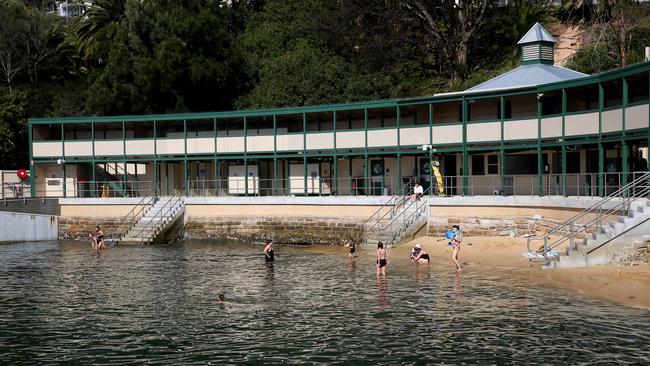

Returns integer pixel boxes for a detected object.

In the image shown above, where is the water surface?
[1,240,649,365]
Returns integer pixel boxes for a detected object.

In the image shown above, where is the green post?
[61,124,66,197]
[183,119,188,195]
[28,122,34,197]
[561,89,567,196]
[364,109,368,195]
[91,122,96,197]
[303,113,307,195]
[500,97,505,194]
[244,116,248,196]
[537,94,543,196]
[598,143,605,196]
[364,154,368,195]
[622,141,628,187]
[462,98,468,195]
[428,103,433,145]
[333,110,338,195]
[273,115,277,195]
[397,153,401,196]
[561,144,567,196]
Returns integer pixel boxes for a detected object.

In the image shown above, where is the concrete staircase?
[120,196,185,245]
[550,199,650,268]
[365,197,430,247]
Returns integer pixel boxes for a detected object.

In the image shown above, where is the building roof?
[517,22,556,45]
[465,64,588,92]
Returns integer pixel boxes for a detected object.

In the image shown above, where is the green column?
[333,110,338,195]
[243,116,248,196]
[561,89,567,196]
[537,95,543,196]
[598,143,605,196]
[561,144,567,196]
[273,115,277,195]
[499,97,505,193]
[303,113,307,195]
[622,141,628,186]
[91,122,96,197]
[28,122,34,197]
[364,109,368,195]
[61,124,66,197]
[397,153,401,196]
[461,98,468,195]
[364,154,368,195]
[183,119,188,195]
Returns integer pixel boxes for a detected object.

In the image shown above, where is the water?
[1,240,649,365]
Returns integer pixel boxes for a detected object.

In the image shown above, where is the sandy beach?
[396,236,650,309]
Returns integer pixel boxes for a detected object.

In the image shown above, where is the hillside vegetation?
[1,0,650,169]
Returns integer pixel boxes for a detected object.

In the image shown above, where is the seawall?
[0,211,58,242]
[56,196,610,245]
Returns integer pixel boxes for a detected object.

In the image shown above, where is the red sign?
[17,169,28,180]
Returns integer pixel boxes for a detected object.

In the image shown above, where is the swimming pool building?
[28,23,650,198]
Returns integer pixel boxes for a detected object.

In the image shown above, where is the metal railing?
[381,186,433,247]
[526,172,650,260]
[362,177,417,235]
[117,190,159,241]
[133,186,185,245]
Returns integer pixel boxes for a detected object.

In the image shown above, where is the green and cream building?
[28,24,650,198]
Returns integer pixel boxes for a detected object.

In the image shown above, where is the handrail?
[362,177,417,239]
[585,216,650,263]
[375,185,432,247]
[134,187,185,245]
[117,187,159,241]
[527,172,650,257]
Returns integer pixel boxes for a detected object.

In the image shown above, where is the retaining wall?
[0,211,58,242]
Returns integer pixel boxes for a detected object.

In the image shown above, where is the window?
[487,155,498,175]
[472,155,485,175]
[496,100,512,119]
[541,94,561,116]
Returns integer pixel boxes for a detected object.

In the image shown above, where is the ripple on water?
[0,240,649,365]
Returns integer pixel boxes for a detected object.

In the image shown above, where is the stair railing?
[117,185,160,241]
[378,185,432,247]
[134,186,185,245]
[527,172,650,259]
[362,177,416,242]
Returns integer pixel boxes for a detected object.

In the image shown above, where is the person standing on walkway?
[264,239,275,263]
[451,225,463,271]
[376,242,390,275]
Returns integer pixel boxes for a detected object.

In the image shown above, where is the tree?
[404,0,490,82]
[23,9,67,83]
[0,91,28,169]
[595,0,650,67]
[0,1,28,92]
[73,0,127,61]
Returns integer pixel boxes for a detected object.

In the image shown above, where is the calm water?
[1,240,649,365]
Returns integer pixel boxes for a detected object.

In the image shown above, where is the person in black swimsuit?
[411,244,430,264]
[348,238,356,259]
[376,242,390,275]
[90,226,105,250]
[264,239,275,262]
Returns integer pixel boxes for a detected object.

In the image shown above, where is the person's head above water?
[217,293,225,302]
[96,226,100,230]
[266,239,273,245]
[378,242,384,249]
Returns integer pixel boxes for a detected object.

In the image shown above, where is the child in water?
[264,239,275,262]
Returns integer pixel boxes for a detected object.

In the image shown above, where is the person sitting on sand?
[264,239,275,263]
[411,243,430,264]
[450,225,463,271]
[89,226,105,250]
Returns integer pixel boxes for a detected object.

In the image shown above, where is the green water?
[1,240,649,365]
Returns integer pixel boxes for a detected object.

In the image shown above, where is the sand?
[396,236,650,309]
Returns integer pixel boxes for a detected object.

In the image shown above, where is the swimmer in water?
[348,238,356,259]
[376,242,390,275]
[411,243,430,264]
[216,294,225,303]
[264,239,275,262]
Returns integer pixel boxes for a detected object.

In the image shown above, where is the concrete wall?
[0,211,58,242]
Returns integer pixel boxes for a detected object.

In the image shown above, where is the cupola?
[518,22,556,65]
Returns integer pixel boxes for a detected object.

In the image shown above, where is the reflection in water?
[0,240,649,365]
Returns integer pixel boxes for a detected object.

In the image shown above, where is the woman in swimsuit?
[264,239,275,263]
[451,225,463,271]
[90,226,105,250]
[348,238,356,259]
[411,244,430,264]
[376,242,390,275]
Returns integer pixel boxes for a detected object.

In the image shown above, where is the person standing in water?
[264,239,275,263]
[348,238,356,259]
[89,226,105,250]
[451,225,463,271]
[376,242,390,275]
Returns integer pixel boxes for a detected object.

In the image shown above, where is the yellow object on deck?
[432,165,444,196]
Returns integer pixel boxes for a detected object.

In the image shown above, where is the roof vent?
[518,23,556,65]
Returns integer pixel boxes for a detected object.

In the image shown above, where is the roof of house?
[517,22,556,45]
[465,64,588,93]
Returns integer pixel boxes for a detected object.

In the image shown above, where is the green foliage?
[565,44,618,75]
[0,90,28,169]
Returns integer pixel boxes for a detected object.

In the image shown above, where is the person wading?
[450,225,463,271]
[264,239,275,263]
[376,242,390,275]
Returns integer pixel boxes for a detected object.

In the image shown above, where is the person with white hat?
[410,243,430,264]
